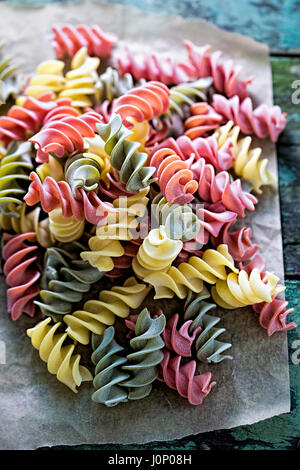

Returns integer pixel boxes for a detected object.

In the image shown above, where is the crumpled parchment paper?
[0,1,291,450]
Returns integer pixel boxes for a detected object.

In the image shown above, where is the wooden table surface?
[3,0,300,451]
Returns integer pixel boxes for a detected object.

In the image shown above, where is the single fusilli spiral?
[27,317,93,393]
[121,308,166,400]
[211,222,258,262]
[158,350,216,405]
[24,59,66,99]
[64,277,151,345]
[96,66,135,103]
[184,289,232,363]
[113,81,170,127]
[211,268,282,309]
[191,157,257,217]
[29,110,103,163]
[34,244,104,319]
[184,102,223,139]
[184,40,253,100]
[52,24,117,59]
[162,313,201,357]
[2,232,40,320]
[212,121,276,193]
[24,171,113,225]
[80,237,125,272]
[91,327,130,406]
[151,192,201,241]
[212,94,286,142]
[59,47,100,108]
[144,244,238,299]
[97,113,156,192]
[132,226,182,280]
[116,46,196,86]
[253,293,297,336]
[0,141,33,216]
[149,148,198,204]
[65,153,103,196]
[48,207,85,242]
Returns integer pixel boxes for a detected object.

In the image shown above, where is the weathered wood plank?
[271,58,300,274]
[3,0,300,51]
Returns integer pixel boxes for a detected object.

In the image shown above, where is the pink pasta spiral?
[149,148,198,204]
[212,94,287,142]
[151,134,233,171]
[0,92,57,147]
[116,46,196,85]
[2,232,40,321]
[191,158,257,217]
[158,350,216,405]
[29,111,103,162]
[184,102,223,140]
[163,314,201,357]
[98,169,134,201]
[52,24,117,59]
[114,81,170,127]
[253,294,296,336]
[105,241,140,279]
[184,40,253,100]
[211,222,258,262]
[24,172,114,225]
[239,255,296,335]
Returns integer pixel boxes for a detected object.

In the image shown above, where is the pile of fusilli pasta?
[0,24,296,407]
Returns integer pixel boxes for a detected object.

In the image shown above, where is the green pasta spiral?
[96,67,135,103]
[168,77,213,119]
[151,192,201,241]
[91,328,130,407]
[121,308,166,400]
[35,242,104,320]
[184,288,232,363]
[97,113,156,192]
[65,154,102,196]
[0,141,33,216]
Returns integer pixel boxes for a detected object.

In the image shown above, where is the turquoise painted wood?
[1,0,299,451]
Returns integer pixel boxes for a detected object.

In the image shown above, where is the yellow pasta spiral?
[49,207,85,242]
[213,121,276,194]
[96,188,149,240]
[211,268,283,309]
[80,237,124,272]
[24,59,66,99]
[84,135,111,186]
[27,317,92,393]
[64,276,151,345]
[132,226,182,280]
[59,47,99,108]
[144,244,238,299]
[0,204,53,248]
[126,118,150,151]
[36,156,65,182]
